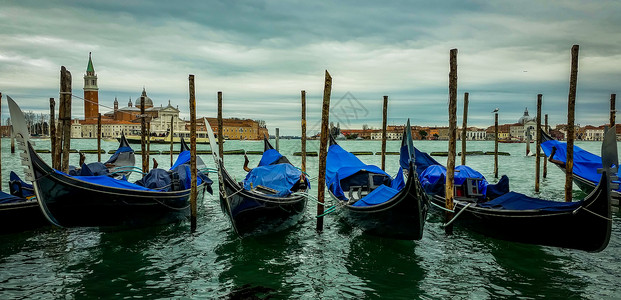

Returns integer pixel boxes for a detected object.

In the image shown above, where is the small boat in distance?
[326,120,429,240]
[119,129,220,144]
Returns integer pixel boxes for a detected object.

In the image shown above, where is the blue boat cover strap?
[478,191,582,211]
[243,163,304,197]
[541,139,621,191]
[352,184,400,207]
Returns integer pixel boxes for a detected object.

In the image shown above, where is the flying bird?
[492,108,499,113]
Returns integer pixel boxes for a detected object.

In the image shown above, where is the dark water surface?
[0,139,619,299]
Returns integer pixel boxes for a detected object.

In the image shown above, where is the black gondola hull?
[334,164,429,240]
[29,143,207,228]
[218,160,307,237]
[0,200,49,233]
[428,178,611,252]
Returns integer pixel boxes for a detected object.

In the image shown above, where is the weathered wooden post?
[10,120,15,154]
[140,95,147,173]
[97,113,102,162]
[535,94,542,192]
[494,112,499,178]
[170,115,174,166]
[59,66,72,173]
[611,94,616,128]
[49,98,56,163]
[0,92,2,190]
[317,70,332,232]
[381,95,388,171]
[189,74,198,231]
[446,48,458,234]
[146,120,151,170]
[526,127,531,156]
[543,114,548,178]
[217,91,224,160]
[461,92,469,165]
[275,128,280,152]
[565,45,579,202]
[301,90,307,173]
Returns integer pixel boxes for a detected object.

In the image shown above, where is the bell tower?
[83,52,99,121]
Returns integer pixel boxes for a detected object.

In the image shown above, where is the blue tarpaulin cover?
[478,191,582,211]
[419,164,488,196]
[541,139,620,191]
[326,144,391,200]
[57,170,160,192]
[258,149,283,167]
[170,150,192,170]
[412,147,442,176]
[352,184,400,207]
[243,163,302,197]
[0,190,26,204]
[9,171,34,198]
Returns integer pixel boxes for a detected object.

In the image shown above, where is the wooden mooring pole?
[189,74,198,231]
[49,98,56,164]
[526,127,531,156]
[59,66,72,173]
[170,115,174,166]
[381,95,388,171]
[97,113,102,162]
[0,92,2,190]
[461,92,469,165]
[10,120,15,154]
[535,94,542,192]
[217,91,224,160]
[565,45,579,202]
[446,48,458,234]
[317,70,332,232]
[275,128,280,152]
[140,95,147,173]
[494,112,499,179]
[611,94,616,128]
[543,114,548,178]
[301,90,307,173]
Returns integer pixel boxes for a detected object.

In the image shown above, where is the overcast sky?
[1,0,620,135]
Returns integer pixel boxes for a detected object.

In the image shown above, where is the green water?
[0,138,619,299]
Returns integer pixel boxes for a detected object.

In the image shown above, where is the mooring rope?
[430,200,455,213]
[442,203,472,227]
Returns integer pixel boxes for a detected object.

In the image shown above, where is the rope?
[580,206,613,221]
[442,203,472,227]
[430,200,455,213]
[316,205,337,218]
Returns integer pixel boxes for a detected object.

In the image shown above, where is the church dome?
[136,88,154,108]
[518,107,535,125]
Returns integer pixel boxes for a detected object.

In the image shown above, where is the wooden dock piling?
[446,48,458,234]
[10,120,15,154]
[140,95,147,174]
[316,70,332,232]
[189,74,198,231]
[59,66,72,173]
[97,113,102,162]
[611,94,616,127]
[381,95,388,171]
[217,91,224,160]
[565,45,579,202]
[170,115,174,166]
[535,94,542,192]
[275,128,280,152]
[49,98,56,164]
[0,93,2,190]
[301,90,307,173]
[461,92,469,166]
[543,114,548,178]
[494,112,499,178]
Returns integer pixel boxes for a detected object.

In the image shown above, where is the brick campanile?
[83,52,99,121]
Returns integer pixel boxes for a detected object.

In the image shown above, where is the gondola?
[414,129,615,252]
[204,118,308,237]
[8,96,212,228]
[0,172,49,232]
[540,127,620,206]
[326,120,428,240]
[105,132,136,178]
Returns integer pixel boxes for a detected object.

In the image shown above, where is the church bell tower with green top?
[83,52,99,121]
